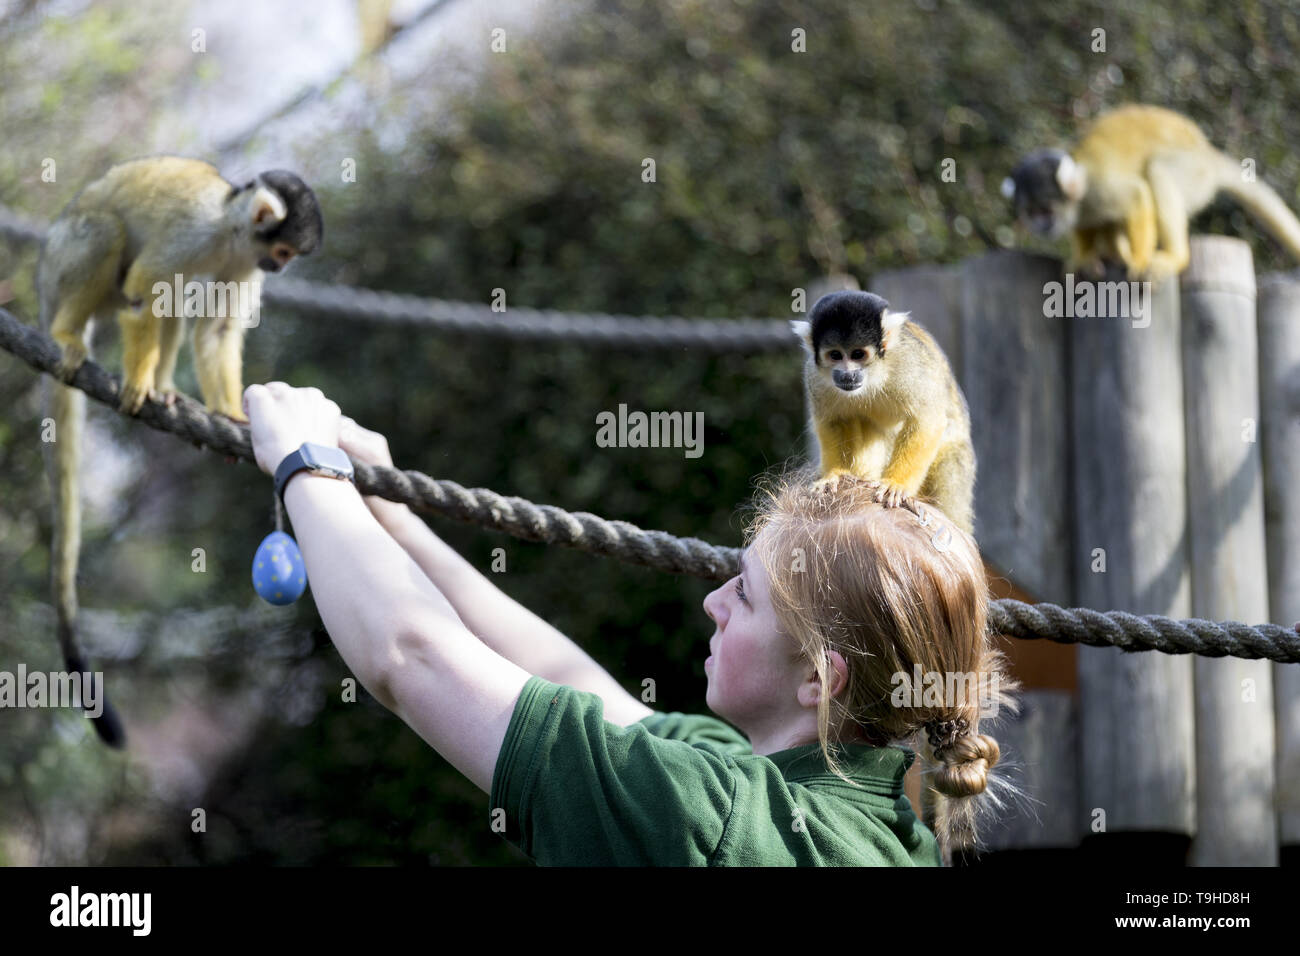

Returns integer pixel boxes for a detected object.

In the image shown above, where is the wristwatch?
[274,442,356,502]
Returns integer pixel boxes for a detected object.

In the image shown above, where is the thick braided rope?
[988,601,1300,662]
[0,306,738,580]
[3,311,1299,662]
[0,211,795,351]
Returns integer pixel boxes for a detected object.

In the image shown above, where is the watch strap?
[274,447,314,502]
[274,442,356,503]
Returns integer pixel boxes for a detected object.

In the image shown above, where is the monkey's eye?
[272,244,295,265]
[827,350,843,361]
[851,349,866,361]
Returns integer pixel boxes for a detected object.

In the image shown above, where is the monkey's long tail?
[1218,153,1300,263]
[46,378,126,747]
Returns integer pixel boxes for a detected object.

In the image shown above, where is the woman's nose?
[703,583,727,624]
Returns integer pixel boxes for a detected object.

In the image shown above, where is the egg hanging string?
[252,489,309,606]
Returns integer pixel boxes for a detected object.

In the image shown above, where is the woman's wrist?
[282,468,360,506]
[366,496,414,533]
[266,441,308,473]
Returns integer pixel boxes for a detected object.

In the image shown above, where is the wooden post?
[1181,237,1276,865]
[961,251,1077,849]
[1255,272,1300,849]
[962,251,1073,601]
[1071,258,1196,847]
[871,264,963,384]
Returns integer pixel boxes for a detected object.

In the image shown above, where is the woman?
[243,381,1020,865]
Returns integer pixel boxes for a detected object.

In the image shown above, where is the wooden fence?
[869,236,1299,864]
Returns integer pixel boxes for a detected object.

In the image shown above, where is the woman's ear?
[798,650,851,706]
[825,649,850,699]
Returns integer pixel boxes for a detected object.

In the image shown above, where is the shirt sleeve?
[636,710,751,756]
[490,676,740,865]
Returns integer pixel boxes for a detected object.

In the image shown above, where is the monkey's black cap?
[1006,148,1068,200]
[254,169,324,255]
[807,290,891,354]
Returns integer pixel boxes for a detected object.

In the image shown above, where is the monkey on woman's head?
[792,290,976,536]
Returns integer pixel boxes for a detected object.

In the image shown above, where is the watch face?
[301,442,354,476]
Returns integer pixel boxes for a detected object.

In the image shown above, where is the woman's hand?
[338,415,413,529]
[338,416,395,469]
[243,383,342,476]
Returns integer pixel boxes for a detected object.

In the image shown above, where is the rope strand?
[0,210,795,351]
[2,306,1297,661]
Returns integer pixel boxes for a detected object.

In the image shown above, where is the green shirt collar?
[762,743,916,796]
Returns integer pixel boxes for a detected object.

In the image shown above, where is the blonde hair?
[744,474,1022,865]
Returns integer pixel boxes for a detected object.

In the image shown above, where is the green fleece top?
[490,675,942,866]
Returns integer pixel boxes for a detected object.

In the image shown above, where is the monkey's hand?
[870,479,910,510]
[207,399,250,424]
[55,342,88,384]
[146,383,180,410]
[811,471,848,494]
[118,379,154,416]
[1140,254,1182,284]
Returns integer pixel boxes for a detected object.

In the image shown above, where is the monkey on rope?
[38,156,323,745]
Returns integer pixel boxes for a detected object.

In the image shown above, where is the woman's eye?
[735,579,747,603]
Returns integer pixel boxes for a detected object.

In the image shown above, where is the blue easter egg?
[252,531,308,605]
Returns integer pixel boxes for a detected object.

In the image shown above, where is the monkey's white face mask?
[1043,154,1086,237]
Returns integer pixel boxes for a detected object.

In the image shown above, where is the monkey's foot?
[54,344,88,384]
[872,480,909,509]
[118,381,153,416]
[153,386,180,409]
[208,401,249,424]
[812,473,846,494]
[1140,257,1183,284]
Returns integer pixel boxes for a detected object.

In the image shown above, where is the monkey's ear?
[249,186,288,230]
[790,319,814,355]
[1000,176,1016,200]
[1055,154,1087,201]
[881,310,910,334]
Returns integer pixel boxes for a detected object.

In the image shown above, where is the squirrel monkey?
[40,156,323,417]
[37,156,323,745]
[1003,104,1300,281]
[792,291,976,535]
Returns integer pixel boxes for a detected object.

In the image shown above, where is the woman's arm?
[281,470,531,793]
[339,418,654,726]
